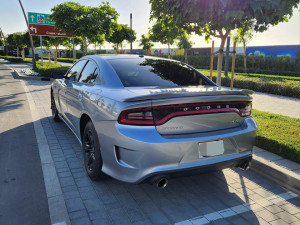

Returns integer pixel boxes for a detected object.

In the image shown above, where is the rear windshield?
[108,58,212,87]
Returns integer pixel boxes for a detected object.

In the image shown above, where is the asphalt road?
[0,64,51,225]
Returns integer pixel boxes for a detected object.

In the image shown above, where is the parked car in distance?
[51,55,257,188]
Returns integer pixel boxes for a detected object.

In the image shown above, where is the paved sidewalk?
[20,75,300,225]
[252,92,300,119]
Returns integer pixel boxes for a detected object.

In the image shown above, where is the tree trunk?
[22,48,25,59]
[216,35,228,86]
[94,43,97,55]
[243,43,247,73]
[17,48,19,58]
[167,42,171,59]
[54,46,58,64]
[48,48,51,63]
[185,50,188,64]
[84,38,88,56]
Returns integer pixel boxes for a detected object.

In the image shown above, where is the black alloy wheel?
[82,121,104,180]
[51,93,60,122]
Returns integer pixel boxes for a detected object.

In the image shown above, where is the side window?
[66,60,87,81]
[79,60,99,84]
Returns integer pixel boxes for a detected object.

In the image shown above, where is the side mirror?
[51,71,65,79]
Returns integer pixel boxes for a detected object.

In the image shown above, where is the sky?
[0,0,299,50]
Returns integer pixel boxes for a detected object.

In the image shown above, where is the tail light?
[118,102,251,126]
[118,108,154,125]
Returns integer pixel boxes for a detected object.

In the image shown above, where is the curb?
[251,154,300,196]
[21,80,71,225]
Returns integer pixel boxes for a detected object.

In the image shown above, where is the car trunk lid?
[124,86,253,135]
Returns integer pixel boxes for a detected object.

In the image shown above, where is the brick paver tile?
[65,197,85,212]
[269,219,289,225]
[256,209,278,222]
[189,216,209,225]
[275,211,299,223]
[279,203,300,215]
[69,210,89,220]
[211,218,231,225]
[294,212,300,219]
[265,204,284,214]
[71,217,92,225]
[92,218,111,225]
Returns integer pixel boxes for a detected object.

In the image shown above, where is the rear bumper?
[95,117,257,183]
[141,154,252,184]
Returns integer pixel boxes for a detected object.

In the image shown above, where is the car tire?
[82,121,104,180]
[51,92,60,122]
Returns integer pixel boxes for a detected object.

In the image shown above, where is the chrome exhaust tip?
[153,178,168,189]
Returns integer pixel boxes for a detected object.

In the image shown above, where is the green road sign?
[27,12,55,26]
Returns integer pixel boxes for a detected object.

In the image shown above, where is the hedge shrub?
[171,54,300,77]
[199,69,300,98]
[57,58,77,63]
[252,109,300,163]
[35,62,70,77]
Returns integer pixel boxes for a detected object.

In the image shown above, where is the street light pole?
[18,0,36,70]
[130,13,132,54]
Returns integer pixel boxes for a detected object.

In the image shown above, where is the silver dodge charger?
[51,55,257,188]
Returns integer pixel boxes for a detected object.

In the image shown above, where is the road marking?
[21,80,70,225]
[175,191,298,224]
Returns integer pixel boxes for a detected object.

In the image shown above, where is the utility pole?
[130,13,132,54]
[18,0,36,70]
[0,28,8,56]
[40,36,43,66]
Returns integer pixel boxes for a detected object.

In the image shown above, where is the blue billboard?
[246,45,300,57]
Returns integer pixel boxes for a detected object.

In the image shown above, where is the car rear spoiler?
[124,89,254,102]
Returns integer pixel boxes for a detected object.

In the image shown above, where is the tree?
[89,34,105,54]
[232,22,254,73]
[41,36,54,63]
[149,20,183,59]
[22,31,40,59]
[7,33,26,57]
[6,34,16,47]
[150,0,299,85]
[177,33,193,63]
[47,37,65,64]
[62,38,73,58]
[50,2,119,55]
[106,24,136,52]
[0,37,3,46]
[139,34,154,55]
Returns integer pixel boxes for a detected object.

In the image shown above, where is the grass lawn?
[252,109,300,163]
